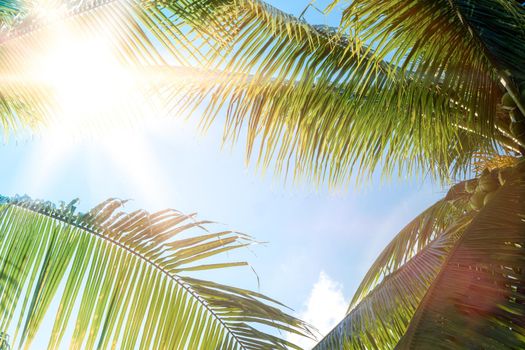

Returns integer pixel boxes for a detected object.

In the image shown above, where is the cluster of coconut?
[501,88,525,143]
[466,167,515,211]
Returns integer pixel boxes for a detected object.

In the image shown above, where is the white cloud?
[287,271,348,350]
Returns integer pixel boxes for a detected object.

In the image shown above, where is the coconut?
[498,167,513,186]
[501,93,516,110]
[483,191,498,206]
[478,174,499,192]
[469,191,485,211]
[510,109,524,122]
[510,120,525,140]
[464,180,477,194]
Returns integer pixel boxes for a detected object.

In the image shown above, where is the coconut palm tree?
[314,159,525,349]
[0,0,524,349]
[0,195,313,348]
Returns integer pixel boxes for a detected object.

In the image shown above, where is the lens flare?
[32,29,145,135]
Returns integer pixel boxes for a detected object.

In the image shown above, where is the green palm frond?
[0,0,19,20]
[170,0,512,183]
[331,0,525,112]
[314,216,471,350]
[315,164,525,349]
[311,182,473,349]
[348,190,472,310]
[396,165,525,349]
[0,332,10,350]
[448,0,525,114]
[0,195,313,349]
[161,64,506,185]
[1,0,517,185]
[315,163,525,349]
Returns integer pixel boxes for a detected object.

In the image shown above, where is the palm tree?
[315,160,525,349]
[0,195,313,348]
[0,0,524,348]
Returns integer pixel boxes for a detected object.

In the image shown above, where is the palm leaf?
[0,0,514,185]
[446,0,525,113]
[312,181,474,349]
[163,64,509,184]
[314,216,472,350]
[0,0,18,22]
[331,0,525,113]
[169,0,510,183]
[0,195,313,349]
[327,0,525,162]
[315,166,525,349]
[396,165,525,348]
[0,0,238,133]
[349,187,472,310]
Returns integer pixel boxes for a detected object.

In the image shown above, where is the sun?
[3,2,201,203]
[6,10,184,203]
[32,27,145,135]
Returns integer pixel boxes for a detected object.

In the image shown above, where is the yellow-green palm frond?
[0,0,517,185]
[159,62,506,186]
[472,152,520,173]
[348,193,472,311]
[0,0,237,135]
[0,195,314,349]
[178,0,515,184]
[315,163,525,349]
[332,0,525,110]
[0,1,264,131]
[312,181,474,349]
[397,163,525,349]
[314,217,471,350]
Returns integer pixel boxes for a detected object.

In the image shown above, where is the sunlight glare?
[13,13,195,205]
[33,27,145,136]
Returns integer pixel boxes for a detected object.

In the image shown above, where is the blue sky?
[0,1,445,348]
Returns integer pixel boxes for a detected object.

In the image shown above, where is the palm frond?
[348,189,472,310]
[315,164,525,349]
[314,216,471,350]
[0,0,19,22]
[396,164,525,349]
[0,0,512,185]
[446,0,525,114]
[176,0,510,183]
[472,152,519,173]
[312,183,474,349]
[0,0,234,133]
[331,0,525,116]
[0,195,313,349]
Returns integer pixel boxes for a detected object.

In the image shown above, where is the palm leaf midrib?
[2,199,253,349]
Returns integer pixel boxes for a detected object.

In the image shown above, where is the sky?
[0,1,445,348]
